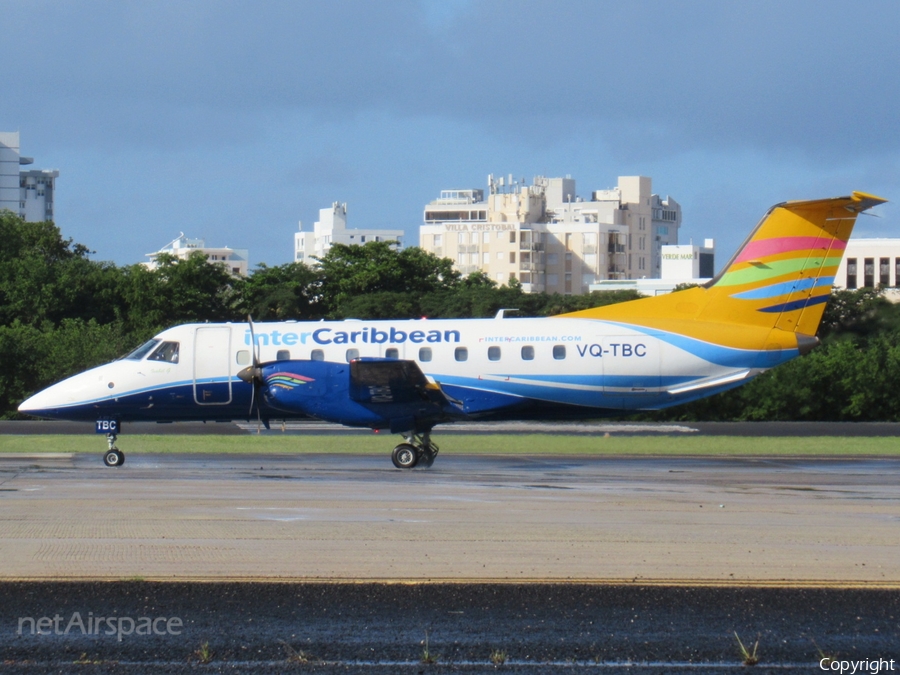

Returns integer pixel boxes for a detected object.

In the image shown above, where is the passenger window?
[311,349,324,361]
[148,341,180,364]
[385,348,399,359]
[488,346,501,361]
[419,347,432,362]
[521,345,535,361]
[346,348,359,362]
[276,349,290,361]
[553,345,566,360]
[236,350,250,365]
[455,347,468,362]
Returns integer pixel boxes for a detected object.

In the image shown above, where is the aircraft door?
[193,326,233,405]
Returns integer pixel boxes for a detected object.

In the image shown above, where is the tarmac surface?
[1,452,898,583]
[1,434,898,672]
[2,581,898,673]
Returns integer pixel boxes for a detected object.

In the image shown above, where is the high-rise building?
[0,132,19,214]
[419,175,681,294]
[294,202,403,263]
[0,132,59,222]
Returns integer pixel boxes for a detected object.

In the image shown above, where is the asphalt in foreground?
[2,582,898,674]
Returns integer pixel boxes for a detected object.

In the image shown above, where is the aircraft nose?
[17,365,117,419]
[18,382,70,418]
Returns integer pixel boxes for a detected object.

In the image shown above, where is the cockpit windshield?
[123,339,161,361]
[148,341,180,364]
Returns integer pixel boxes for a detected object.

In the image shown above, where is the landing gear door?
[193,326,233,405]
[602,336,660,409]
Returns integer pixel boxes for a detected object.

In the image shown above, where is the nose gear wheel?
[103,433,125,467]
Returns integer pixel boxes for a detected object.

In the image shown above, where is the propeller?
[237,316,265,432]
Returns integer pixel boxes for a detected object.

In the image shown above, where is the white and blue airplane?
[18,192,885,468]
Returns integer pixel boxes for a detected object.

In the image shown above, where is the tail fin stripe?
[731,276,834,300]
[734,236,845,264]
[717,255,844,287]
[757,294,830,314]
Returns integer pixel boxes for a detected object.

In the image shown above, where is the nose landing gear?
[103,433,125,467]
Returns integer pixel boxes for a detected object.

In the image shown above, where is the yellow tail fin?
[558,192,887,350]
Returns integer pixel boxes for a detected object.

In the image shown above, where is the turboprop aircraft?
[18,191,886,469]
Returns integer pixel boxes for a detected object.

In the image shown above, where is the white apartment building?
[659,240,716,280]
[0,131,58,222]
[19,169,59,222]
[294,202,403,263]
[590,240,715,295]
[0,132,19,214]
[834,239,900,290]
[145,233,249,276]
[419,175,681,294]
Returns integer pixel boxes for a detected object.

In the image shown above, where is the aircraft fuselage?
[20,315,785,425]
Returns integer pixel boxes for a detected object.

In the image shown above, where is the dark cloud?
[1,0,896,266]
[5,0,898,161]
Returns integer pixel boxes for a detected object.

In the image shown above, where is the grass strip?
[0,434,896,456]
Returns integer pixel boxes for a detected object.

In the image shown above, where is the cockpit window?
[123,339,160,361]
[148,341,180,364]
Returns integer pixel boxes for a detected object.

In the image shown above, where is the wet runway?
[1,452,898,672]
[0,452,897,583]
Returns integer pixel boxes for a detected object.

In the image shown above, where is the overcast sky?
[2,0,898,270]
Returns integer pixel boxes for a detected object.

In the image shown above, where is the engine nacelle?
[258,358,464,433]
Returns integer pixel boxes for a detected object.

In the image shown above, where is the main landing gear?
[103,433,125,467]
[391,432,439,469]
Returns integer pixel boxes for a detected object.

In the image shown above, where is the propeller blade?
[249,314,260,368]
[246,315,263,420]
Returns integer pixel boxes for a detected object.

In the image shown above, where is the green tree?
[118,252,243,337]
[316,242,460,317]
[534,290,645,316]
[337,291,423,319]
[0,213,124,327]
[817,288,899,340]
[419,274,523,319]
[238,262,322,321]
